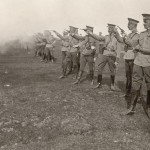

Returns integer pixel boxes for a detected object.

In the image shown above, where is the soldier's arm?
[71,34,85,40]
[124,34,139,47]
[53,31,67,40]
[88,32,105,41]
[114,32,124,43]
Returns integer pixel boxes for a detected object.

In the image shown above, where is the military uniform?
[89,24,121,90]
[67,26,79,76]
[115,18,139,96]
[61,31,70,64]
[72,26,96,84]
[54,26,79,78]
[54,30,69,62]
[44,30,56,63]
[125,14,150,115]
[53,30,70,78]
[34,33,46,59]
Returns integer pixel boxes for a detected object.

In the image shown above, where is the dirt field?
[0,48,150,150]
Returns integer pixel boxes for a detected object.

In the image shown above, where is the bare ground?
[0,50,150,150]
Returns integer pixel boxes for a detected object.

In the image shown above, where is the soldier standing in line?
[94,32,105,67]
[68,26,80,78]
[54,26,79,78]
[33,33,43,57]
[61,30,70,63]
[71,26,96,85]
[88,24,121,90]
[114,18,139,108]
[44,30,56,63]
[48,34,57,63]
[121,14,150,115]
[53,29,70,78]
[34,33,47,60]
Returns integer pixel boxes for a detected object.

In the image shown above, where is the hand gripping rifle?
[117,26,127,38]
[117,26,125,34]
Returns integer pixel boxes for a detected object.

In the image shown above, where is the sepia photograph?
[0,0,150,149]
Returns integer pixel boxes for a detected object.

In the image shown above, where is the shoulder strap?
[130,32,138,39]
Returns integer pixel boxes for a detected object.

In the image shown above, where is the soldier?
[34,33,46,60]
[71,26,96,85]
[88,24,121,90]
[114,18,139,98]
[54,26,79,78]
[33,33,42,57]
[44,30,56,63]
[68,26,79,78]
[123,14,150,115]
[53,29,70,78]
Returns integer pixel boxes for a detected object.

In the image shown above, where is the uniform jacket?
[72,34,96,55]
[134,30,150,67]
[115,29,139,60]
[90,33,121,58]
[69,36,79,53]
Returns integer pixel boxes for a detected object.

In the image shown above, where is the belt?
[104,49,115,52]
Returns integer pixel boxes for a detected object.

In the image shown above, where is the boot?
[147,90,150,107]
[125,88,131,98]
[123,105,135,115]
[123,90,139,115]
[72,66,78,79]
[142,90,150,118]
[59,67,67,79]
[59,75,66,79]
[89,71,94,85]
[66,69,72,76]
[94,75,102,88]
[73,71,83,84]
[110,75,115,90]
[125,95,131,109]
[66,61,73,75]
[125,75,132,97]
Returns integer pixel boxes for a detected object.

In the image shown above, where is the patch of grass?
[0,51,150,150]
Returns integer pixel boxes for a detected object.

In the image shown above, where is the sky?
[0,0,150,43]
